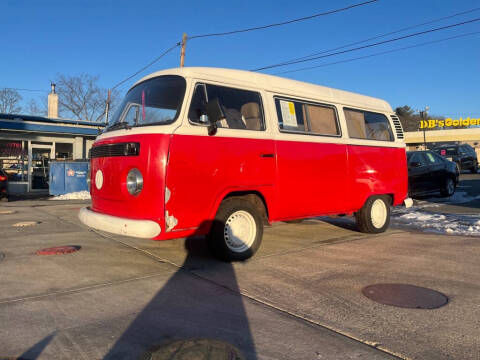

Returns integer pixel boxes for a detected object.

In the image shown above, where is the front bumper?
[79,207,161,238]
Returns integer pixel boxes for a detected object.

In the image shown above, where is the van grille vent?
[390,115,404,139]
[90,142,140,158]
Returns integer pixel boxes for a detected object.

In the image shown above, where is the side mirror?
[206,98,225,123]
[410,161,421,168]
[205,98,225,136]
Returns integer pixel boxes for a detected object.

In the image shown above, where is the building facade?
[0,113,103,194]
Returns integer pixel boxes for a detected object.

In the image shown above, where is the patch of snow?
[50,191,91,200]
[426,191,480,205]
[392,208,480,236]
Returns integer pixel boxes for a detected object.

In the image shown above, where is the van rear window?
[344,108,394,141]
[274,98,340,136]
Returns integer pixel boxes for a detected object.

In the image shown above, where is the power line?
[108,1,379,90]
[273,31,480,75]
[111,42,181,90]
[0,87,48,93]
[265,7,480,68]
[188,0,379,39]
[253,17,480,71]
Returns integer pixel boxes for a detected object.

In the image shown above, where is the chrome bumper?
[78,207,161,238]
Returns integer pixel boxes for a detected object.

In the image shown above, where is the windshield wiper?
[106,122,132,132]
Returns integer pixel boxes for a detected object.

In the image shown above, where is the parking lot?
[0,174,479,359]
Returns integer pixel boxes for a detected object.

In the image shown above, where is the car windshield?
[107,75,186,131]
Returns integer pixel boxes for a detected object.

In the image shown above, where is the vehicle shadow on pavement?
[13,332,56,360]
[104,228,257,359]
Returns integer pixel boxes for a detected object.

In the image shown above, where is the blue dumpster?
[49,161,89,196]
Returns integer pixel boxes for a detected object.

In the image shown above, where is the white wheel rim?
[224,210,256,253]
[371,199,387,229]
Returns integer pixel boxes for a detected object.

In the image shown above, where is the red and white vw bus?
[79,67,410,261]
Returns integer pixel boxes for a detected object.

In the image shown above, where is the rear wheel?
[355,195,391,233]
[440,177,455,197]
[208,198,263,261]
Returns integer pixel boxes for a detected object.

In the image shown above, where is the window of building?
[344,108,394,141]
[55,143,73,160]
[0,140,28,182]
[274,98,340,136]
[189,83,265,131]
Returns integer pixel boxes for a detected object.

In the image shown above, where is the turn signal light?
[0,176,7,181]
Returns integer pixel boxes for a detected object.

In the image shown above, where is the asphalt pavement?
[0,185,479,359]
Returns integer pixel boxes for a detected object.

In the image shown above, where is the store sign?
[67,169,86,178]
[0,142,24,157]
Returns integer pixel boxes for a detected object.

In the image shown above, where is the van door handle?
[260,153,275,158]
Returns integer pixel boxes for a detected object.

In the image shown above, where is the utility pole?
[180,33,187,67]
[423,105,429,150]
[105,89,111,125]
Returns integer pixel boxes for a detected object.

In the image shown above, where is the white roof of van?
[135,67,393,112]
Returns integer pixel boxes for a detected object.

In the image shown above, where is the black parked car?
[432,144,478,173]
[407,150,459,197]
[0,169,8,201]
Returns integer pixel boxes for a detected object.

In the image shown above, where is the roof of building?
[135,67,393,112]
[0,113,104,136]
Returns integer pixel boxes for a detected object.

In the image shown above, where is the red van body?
[80,67,409,260]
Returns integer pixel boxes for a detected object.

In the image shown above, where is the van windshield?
[107,75,186,131]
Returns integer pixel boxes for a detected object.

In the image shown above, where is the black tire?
[471,164,478,174]
[355,195,391,234]
[440,177,455,197]
[207,197,263,261]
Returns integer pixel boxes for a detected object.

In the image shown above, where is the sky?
[1,0,479,117]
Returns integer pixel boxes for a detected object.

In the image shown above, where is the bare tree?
[27,98,47,116]
[0,88,22,114]
[54,73,119,122]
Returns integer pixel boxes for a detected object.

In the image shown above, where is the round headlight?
[126,168,143,196]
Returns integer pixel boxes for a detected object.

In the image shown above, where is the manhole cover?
[36,246,81,255]
[140,339,244,360]
[12,221,41,227]
[362,283,448,309]
[0,210,16,215]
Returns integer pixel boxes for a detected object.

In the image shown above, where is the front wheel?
[355,195,391,233]
[208,198,263,261]
[440,177,455,197]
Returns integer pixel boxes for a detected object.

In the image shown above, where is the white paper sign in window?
[280,100,297,127]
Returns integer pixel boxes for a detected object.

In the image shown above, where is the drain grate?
[36,246,81,256]
[362,283,448,309]
[140,339,244,360]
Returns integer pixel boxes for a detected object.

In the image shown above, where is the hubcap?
[447,178,454,195]
[224,210,256,253]
[371,199,387,229]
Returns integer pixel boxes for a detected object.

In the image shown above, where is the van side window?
[344,108,394,141]
[189,83,265,131]
[274,98,340,136]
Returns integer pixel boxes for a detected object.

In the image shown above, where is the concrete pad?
[0,259,395,360]
[0,202,175,301]
[2,199,478,359]
[192,232,480,359]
